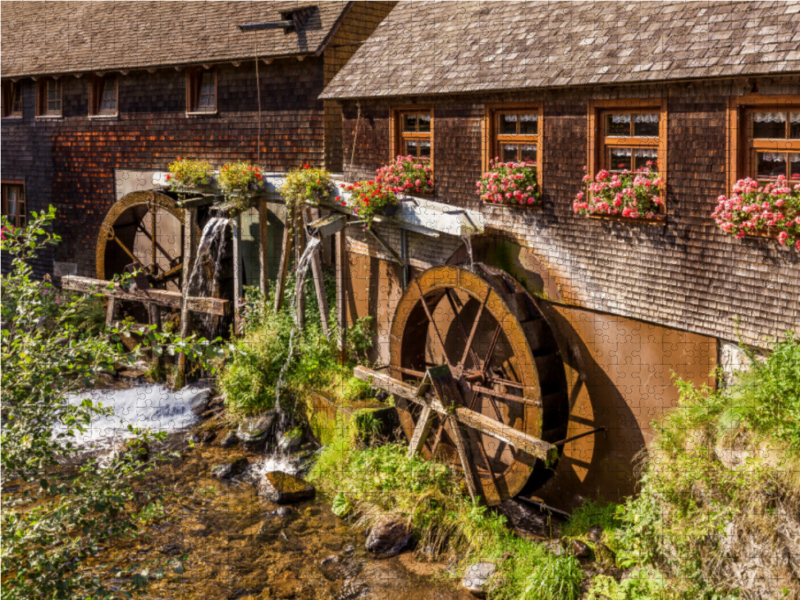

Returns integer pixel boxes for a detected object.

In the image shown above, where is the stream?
[70,383,473,600]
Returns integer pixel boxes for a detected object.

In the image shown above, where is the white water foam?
[242,452,300,481]
[58,384,209,449]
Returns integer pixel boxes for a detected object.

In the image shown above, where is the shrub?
[343,179,398,230]
[573,164,663,219]
[477,158,539,206]
[167,157,214,189]
[375,155,433,195]
[280,164,334,208]
[712,176,800,250]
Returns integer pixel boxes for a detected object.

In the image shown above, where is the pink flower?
[778,231,789,245]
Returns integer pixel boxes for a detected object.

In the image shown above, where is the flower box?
[376,155,434,196]
[280,165,334,208]
[712,176,800,250]
[573,165,664,220]
[478,159,540,207]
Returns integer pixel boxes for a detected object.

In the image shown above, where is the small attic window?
[186,69,217,115]
[280,6,316,33]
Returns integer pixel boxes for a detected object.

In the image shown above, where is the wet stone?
[494,498,553,539]
[277,426,304,453]
[365,514,413,559]
[257,471,315,504]
[237,412,276,443]
[569,540,591,558]
[587,525,604,543]
[210,457,248,479]
[220,430,239,447]
[188,388,214,416]
[462,562,497,598]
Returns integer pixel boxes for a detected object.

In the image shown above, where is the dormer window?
[186,69,216,115]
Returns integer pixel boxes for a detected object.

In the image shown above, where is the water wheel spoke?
[154,262,183,281]
[429,418,446,458]
[470,429,502,503]
[112,236,142,265]
[459,288,490,369]
[468,383,539,407]
[444,290,482,371]
[135,222,177,266]
[414,279,452,368]
[484,375,524,390]
[480,324,503,376]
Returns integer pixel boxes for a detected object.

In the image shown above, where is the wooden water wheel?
[357,263,570,506]
[96,191,198,291]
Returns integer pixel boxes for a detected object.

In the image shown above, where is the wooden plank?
[274,204,294,312]
[62,275,229,316]
[105,297,117,328]
[296,208,306,330]
[335,228,347,363]
[353,366,557,464]
[259,201,269,297]
[407,405,435,459]
[446,415,480,502]
[232,214,243,334]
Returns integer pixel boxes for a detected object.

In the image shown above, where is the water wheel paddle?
[96,191,197,291]
[387,263,570,505]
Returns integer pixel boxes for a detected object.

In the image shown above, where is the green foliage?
[1,207,223,600]
[561,499,622,540]
[585,567,667,600]
[309,438,582,600]
[218,162,265,211]
[167,157,213,189]
[280,164,333,207]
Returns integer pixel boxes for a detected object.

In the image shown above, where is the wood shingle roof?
[1,1,352,78]
[320,0,800,99]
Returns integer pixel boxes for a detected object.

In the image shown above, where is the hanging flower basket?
[712,176,800,250]
[478,159,540,207]
[280,164,334,208]
[573,164,663,219]
[343,180,399,230]
[218,162,266,214]
[376,155,434,196]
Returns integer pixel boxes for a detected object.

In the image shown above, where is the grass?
[308,438,582,600]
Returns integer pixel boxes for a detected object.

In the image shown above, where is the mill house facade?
[2,1,800,508]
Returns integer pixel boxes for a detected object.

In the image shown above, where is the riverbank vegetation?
[1,209,223,599]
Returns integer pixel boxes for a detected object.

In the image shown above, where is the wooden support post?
[274,204,294,312]
[232,214,243,335]
[303,207,331,338]
[178,207,198,386]
[105,297,117,328]
[335,227,347,363]
[295,209,306,330]
[259,200,269,298]
[446,415,481,503]
[407,405,436,458]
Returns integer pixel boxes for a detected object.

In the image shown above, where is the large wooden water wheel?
[96,191,198,291]
[358,263,570,506]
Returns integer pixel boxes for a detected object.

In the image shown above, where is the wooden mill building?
[321,1,800,507]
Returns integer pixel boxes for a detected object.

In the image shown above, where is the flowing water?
[64,384,471,600]
[460,235,474,272]
[186,217,231,337]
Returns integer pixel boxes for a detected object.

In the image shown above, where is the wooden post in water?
[177,207,198,386]
[335,227,347,363]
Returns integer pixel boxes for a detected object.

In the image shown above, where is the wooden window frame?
[482,102,544,198]
[390,106,434,164]
[35,78,62,118]
[587,98,668,221]
[186,68,217,116]
[727,94,800,192]
[89,75,119,118]
[2,80,23,119]
[2,180,26,229]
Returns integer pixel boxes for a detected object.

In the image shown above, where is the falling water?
[272,235,322,414]
[185,217,231,337]
[461,235,475,272]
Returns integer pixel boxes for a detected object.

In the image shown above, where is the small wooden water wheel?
[357,263,569,506]
[96,191,198,291]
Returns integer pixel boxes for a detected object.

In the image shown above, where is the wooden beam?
[232,214,243,333]
[304,207,330,338]
[447,415,480,502]
[335,227,347,363]
[296,208,306,330]
[259,201,269,298]
[274,204,294,312]
[407,405,435,458]
[353,366,558,464]
[62,276,229,316]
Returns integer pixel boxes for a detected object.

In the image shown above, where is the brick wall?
[339,80,800,349]
[1,59,327,279]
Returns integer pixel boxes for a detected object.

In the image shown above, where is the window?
[393,108,432,159]
[483,103,543,187]
[186,69,216,114]
[36,78,62,117]
[90,75,118,116]
[2,182,26,228]
[745,110,800,183]
[2,81,23,118]
[727,95,800,192]
[587,98,667,216]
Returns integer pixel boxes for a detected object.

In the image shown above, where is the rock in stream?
[257,471,316,504]
[365,514,413,559]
